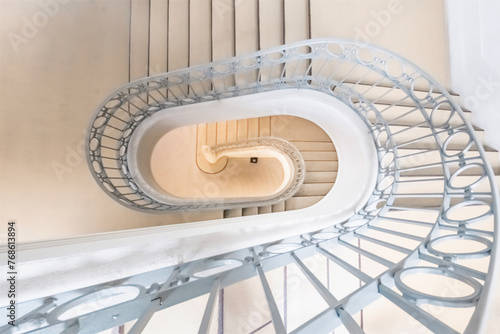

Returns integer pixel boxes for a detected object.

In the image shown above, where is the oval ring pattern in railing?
[5,39,497,333]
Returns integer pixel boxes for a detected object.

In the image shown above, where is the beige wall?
[0,0,450,242]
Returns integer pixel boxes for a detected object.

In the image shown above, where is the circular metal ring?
[448,163,486,190]
[191,259,243,279]
[46,285,145,323]
[394,267,482,306]
[410,76,432,101]
[311,232,343,241]
[426,234,492,259]
[341,218,370,229]
[429,101,454,128]
[364,198,387,214]
[442,130,473,158]
[377,175,395,192]
[265,243,303,254]
[380,151,395,169]
[442,200,493,224]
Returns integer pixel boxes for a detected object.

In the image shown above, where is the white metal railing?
[2,39,498,334]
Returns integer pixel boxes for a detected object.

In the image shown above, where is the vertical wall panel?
[130,0,151,81]
[258,0,284,49]
[149,0,169,76]
[212,0,235,60]
[284,0,310,77]
[284,0,310,43]
[190,0,212,66]
[168,0,189,71]
[235,0,259,55]
[217,122,227,145]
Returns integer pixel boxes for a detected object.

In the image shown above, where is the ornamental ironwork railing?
[205,136,306,205]
[3,39,498,334]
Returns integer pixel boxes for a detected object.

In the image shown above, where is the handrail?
[3,39,497,333]
[207,136,306,203]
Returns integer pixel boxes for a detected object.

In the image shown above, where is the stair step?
[216,121,227,145]
[206,122,217,147]
[224,208,242,218]
[272,202,285,213]
[290,141,335,152]
[285,196,323,210]
[295,183,333,196]
[304,172,338,183]
[226,120,238,142]
[305,160,338,172]
[258,206,273,214]
[395,176,500,194]
[386,126,494,151]
[259,117,271,136]
[392,197,444,208]
[399,164,500,177]
[242,207,259,216]
[396,149,500,172]
[345,83,463,109]
[367,104,474,128]
[237,119,248,140]
[301,151,338,161]
[248,117,259,139]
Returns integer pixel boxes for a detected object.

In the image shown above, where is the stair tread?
[258,206,273,214]
[272,202,285,213]
[304,172,337,183]
[301,151,338,161]
[285,196,323,211]
[295,183,333,196]
[290,141,335,151]
[242,207,258,216]
[224,208,242,218]
[305,160,338,172]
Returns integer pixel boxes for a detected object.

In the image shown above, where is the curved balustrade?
[203,136,306,203]
[4,39,498,333]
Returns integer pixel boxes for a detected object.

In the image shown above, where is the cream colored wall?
[0,0,219,243]
[0,0,451,243]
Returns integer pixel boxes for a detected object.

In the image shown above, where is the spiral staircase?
[2,38,498,334]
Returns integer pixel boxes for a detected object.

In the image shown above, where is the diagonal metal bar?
[419,253,487,280]
[339,240,395,267]
[128,268,180,334]
[291,252,340,308]
[354,233,413,254]
[198,278,221,334]
[252,249,287,334]
[379,284,460,334]
[128,297,162,334]
[366,215,435,227]
[317,247,372,283]
[368,225,425,242]
[337,307,365,334]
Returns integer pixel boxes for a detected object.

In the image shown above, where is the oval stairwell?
[3,39,499,334]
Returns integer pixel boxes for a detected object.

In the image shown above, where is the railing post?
[251,249,287,334]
